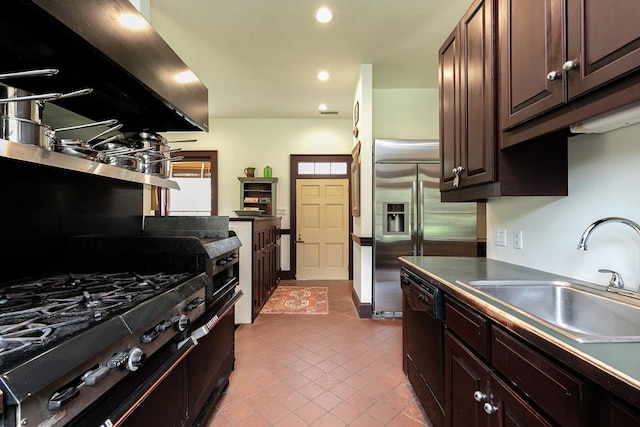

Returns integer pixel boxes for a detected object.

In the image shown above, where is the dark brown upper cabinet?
[500,0,640,147]
[439,0,496,194]
[439,0,568,202]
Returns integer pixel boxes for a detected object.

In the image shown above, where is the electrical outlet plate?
[276,208,286,216]
[494,229,507,247]
[514,230,523,249]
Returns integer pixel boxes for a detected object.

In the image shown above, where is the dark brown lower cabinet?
[444,331,552,427]
[403,264,640,427]
[251,217,281,320]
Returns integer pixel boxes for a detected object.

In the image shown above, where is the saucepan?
[125,130,197,152]
[0,87,93,123]
[54,134,129,162]
[0,68,60,122]
[1,117,117,150]
[111,153,184,177]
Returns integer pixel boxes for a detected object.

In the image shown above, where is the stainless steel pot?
[125,130,196,152]
[1,117,117,150]
[54,139,101,161]
[135,153,184,177]
[0,116,55,149]
[0,88,93,123]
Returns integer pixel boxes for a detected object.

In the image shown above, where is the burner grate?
[0,271,192,359]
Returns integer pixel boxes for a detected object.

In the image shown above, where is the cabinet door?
[439,26,462,191]
[606,397,640,425]
[488,375,554,427]
[566,0,640,100]
[440,0,496,192]
[444,332,490,427]
[500,0,565,129]
[459,0,496,188]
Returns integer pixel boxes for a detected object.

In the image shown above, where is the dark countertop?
[399,256,640,402]
[230,216,282,221]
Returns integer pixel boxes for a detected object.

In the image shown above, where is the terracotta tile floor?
[205,280,430,427]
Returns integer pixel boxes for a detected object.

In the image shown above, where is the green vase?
[263,166,272,178]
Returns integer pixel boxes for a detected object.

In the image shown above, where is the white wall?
[373,88,439,139]
[350,84,441,307]
[163,118,352,271]
[352,65,373,304]
[487,122,640,289]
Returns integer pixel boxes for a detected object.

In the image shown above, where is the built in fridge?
[373,138,480,315]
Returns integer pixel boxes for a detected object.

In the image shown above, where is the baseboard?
[351,286,372,318]
[280,270,295,280]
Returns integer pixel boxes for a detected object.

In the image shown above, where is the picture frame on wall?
[353,101,359,126]
[351,141,361,217]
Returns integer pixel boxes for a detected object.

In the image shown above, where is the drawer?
[444,297,489,358]
[491,326,595,427]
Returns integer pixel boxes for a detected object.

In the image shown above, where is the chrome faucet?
[577,216,640,294]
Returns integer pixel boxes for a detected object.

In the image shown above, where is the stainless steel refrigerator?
[373,138,479,315]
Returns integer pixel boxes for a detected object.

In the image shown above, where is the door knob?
[546,70,561,81]
[562,60,578,71]
[473,390,488,402]
[483,402,499,415]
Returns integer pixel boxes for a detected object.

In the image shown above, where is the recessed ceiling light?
[318,104,328,111]
[175,70,198,83]
[118,13,147,30]
[317,71,330,81]
[315,7,333,23]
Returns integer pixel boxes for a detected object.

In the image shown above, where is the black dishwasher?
[401,266,445,427]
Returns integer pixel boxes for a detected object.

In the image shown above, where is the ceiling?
[149,0,472,120]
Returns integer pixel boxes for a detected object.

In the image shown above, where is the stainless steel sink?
[464,280,640,343]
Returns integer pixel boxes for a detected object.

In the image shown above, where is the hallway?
[206,280,429,426]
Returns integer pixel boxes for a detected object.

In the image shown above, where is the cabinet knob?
[473,390,488,402]
[452,166,464,175]
[546,70,561,81]
[483,402,499,415]
[562,60,578,71]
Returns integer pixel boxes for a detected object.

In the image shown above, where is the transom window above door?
[297,162,348,175]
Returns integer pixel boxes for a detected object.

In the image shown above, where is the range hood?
[0,0,208,133]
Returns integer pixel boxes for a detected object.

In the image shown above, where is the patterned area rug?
[261,286,329,314]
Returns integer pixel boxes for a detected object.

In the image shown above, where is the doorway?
[289,154,353,280]
[296,178,349,279]
[154,151,218,216]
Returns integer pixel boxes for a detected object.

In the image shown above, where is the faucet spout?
[577,217,640,250]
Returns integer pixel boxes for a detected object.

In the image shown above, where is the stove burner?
[0,271,192,359]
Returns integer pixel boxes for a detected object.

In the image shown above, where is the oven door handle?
[100,337,196,427]
[189,289,244,343]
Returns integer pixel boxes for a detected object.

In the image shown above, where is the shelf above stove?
[0,139,180,190]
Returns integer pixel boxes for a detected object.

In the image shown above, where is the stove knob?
[126,347,146,372]
[185,296,205,312]
[172,314,190,332]
[107,351,129,369]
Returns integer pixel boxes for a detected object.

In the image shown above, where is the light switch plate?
[277,209,286,216]
[494,228,507,247]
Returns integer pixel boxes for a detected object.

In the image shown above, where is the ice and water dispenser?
[383,202,408,235]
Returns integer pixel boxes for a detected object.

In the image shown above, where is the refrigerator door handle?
[417,180,424,256]
[411,180,418,256]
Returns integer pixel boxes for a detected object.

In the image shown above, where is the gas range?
[0,271,196,361]
[0,269,209,426]
[0,217,243,426]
